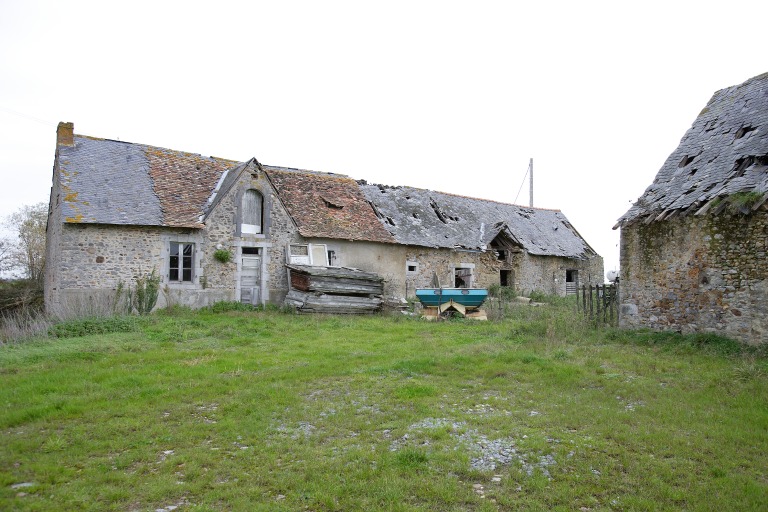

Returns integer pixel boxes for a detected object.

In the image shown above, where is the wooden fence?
[576,283,619,326]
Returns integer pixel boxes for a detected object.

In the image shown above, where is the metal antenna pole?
[529,158,533,207]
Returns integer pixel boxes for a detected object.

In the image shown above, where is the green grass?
[1,304,767,511]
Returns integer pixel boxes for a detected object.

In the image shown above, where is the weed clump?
[207,301,257,313]
[48,316,138,338]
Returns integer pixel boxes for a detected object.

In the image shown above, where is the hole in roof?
[689,168,698,176]
[733,157,754,177]
[385,217,396,226]
[323,199,344,209]
[735,126,756,139]
[412,212,419,219]
[430,199,449,224]
[678,155,696,167]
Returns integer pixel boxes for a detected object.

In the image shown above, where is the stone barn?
[615,72,768,344]
[44,122,603,313]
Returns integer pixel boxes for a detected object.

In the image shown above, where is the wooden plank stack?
[284,264,384,314]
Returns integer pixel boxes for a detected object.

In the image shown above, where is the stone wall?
[404,247,603,297]
[45,152,605,311]
[514,252,604,296]
[44,156,63,311]
[47,223,232,312]
[619,212,768,344]
[201,166,302,305]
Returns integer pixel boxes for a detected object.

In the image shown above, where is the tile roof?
[57,134,238,227]
[54,127,598,259]
[359,183,597,259]
[616,72,768,228]
[266,167,396,243]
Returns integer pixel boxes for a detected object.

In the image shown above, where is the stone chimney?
[56,122,74,147]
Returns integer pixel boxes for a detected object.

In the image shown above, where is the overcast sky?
[1,0,766,274]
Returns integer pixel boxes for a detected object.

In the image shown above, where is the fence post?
[576,284,580,313]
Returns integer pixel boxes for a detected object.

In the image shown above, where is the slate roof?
[616,72,768,228]
[266,167,396,243]
[57,134,237,227]
[55,128,597,259]
[359,183,597,259]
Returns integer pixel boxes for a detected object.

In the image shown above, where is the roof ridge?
[264,165,349,178]
[363,182,562,212]
[74,133,241,165]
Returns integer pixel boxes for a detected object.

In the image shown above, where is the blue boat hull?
[415,288,488,308]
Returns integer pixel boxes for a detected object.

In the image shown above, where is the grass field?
[1,301,767,511]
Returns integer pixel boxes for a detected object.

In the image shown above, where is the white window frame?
[241,189,263,235]
[453,263,475,288]
[288,243,329,266]
[169,242,194,283]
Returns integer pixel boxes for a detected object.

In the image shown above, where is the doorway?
[240,249,262,305]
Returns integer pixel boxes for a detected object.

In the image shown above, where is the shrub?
[213,249,232,263]
[0,279,43,314]
[528,290,548,303]
[132,269,160,315]
[488,283,516,301]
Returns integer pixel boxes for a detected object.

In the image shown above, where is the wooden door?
[240,256,261,305]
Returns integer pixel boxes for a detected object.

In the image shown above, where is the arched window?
[241,189,263,234]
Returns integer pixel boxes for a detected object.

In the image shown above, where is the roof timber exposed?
[616,73,768,229]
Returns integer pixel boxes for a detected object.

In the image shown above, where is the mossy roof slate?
[616,72,768,228]
[58,135,237,227]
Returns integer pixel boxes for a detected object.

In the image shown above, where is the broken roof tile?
[266,167,396,243]
[616,72,768,228]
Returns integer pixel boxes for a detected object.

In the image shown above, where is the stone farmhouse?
[615,72,768,344]
[44,122,603,312]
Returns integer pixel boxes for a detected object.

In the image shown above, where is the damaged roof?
[616,72,768,228]
[58,135,237,227]
[54,127,597,259]
[359,184,597,259]
[266,167,396,243]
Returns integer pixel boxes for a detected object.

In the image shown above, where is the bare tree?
[4,202,47,283]
[0,238,13,275]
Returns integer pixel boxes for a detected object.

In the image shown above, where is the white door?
[240,256,261,305]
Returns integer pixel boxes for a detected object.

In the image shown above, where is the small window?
[242,189,263,234]
[565,269,578,296]
[169,242,194,282]
[500,269,513,287]
[242,247,260,255]
[454,267,473,288]
[288,243,329,266]
[406,261,419,274]
[327,250,337,266]
[495,249,507,261]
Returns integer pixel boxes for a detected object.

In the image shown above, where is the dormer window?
[242,189,263,234]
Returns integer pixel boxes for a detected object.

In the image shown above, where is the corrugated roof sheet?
[359,184,596,259]
[616,72,768,228]
[266,167,396,243]
[58,135,238,227]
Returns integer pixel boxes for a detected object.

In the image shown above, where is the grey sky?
[1,0,766,274]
